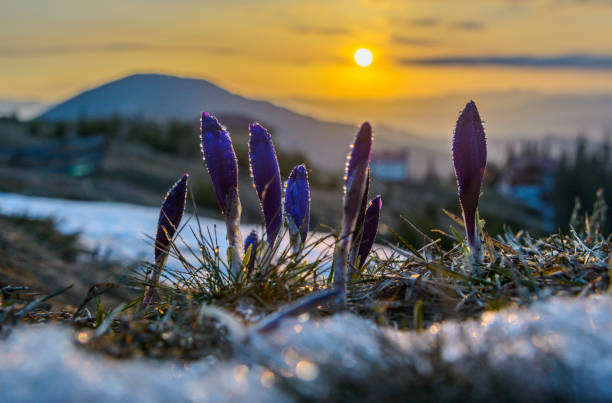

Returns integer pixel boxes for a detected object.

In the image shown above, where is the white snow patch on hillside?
[0,192,347,266]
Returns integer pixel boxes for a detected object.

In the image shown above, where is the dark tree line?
[28,116,339,189]
[553,136,612,234]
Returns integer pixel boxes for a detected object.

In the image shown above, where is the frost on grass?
[2,296,612,402]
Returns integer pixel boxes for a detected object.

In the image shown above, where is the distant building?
[0,136,106,177]
[498,153,558,230]
[370,150,408,182]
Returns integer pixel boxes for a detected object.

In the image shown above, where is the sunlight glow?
[354,48,373,67]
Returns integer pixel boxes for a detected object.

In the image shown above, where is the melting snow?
[0,192,340,266]
[2,296,612,402]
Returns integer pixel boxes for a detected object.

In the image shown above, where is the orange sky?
[2,0,612,103]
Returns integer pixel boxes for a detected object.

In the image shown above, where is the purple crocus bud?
[348,168,370,268]
[244,229,258,269]
[248,122,282,247]
[452,100,487,255]
[154,174,189,261]
[143,173,189,308]
[354,168,371,237]
[200,112,239,215]
[345,123,373,196]
[200,111,243,276]
[356,195,382,270]
[334,122,373,306]
[284,164,310,245]
[244,229,259,256]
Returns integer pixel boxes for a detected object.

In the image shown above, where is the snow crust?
[2,296,612,402]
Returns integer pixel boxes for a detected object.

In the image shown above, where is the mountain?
[38,74,379,173]
[41,73,611,177]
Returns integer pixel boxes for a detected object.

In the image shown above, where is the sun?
[354,48,373,67]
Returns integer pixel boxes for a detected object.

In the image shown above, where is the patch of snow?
[246,295,612,401]
[0,192,210,261]
[0,192,343,267]
[0,326,287,403]
[2,296,612,401]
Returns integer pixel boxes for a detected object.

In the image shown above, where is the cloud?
[390,17,485,31]
[0,43,235,58]
[288,25,351,36]
[398,54,612,69]
[556,0,612,4]
[391,35,439,47]
[503,0,612,6]
[409,18,440,28]
[448,20,486,31]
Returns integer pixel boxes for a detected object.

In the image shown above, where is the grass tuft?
[2,194,610,361]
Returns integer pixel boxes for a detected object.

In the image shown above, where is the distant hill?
[51,73,612,177]
[38,74,379,172]
[286,91,612,142]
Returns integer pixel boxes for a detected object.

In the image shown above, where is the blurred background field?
[1,98,610,248]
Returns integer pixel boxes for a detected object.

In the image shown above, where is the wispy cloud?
[391,35,439,47]
[448,20,486,31]
[502,0,612,7]
[0,43,235,58]
[409,18,440,28]
[288,25,351,36]
[390,16,486,31]
[398,54,612,69]
[0,42,341,66]
[555,0,612,5]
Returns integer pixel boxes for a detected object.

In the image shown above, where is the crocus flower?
[284,164,310,245]
[344,122,373,200]
[334,122,373,305]
[452,100,487,256]
[349,168,370,268]
[356,195,382,270]
[200,112,239,215]
[244,229,259,255]
[143,173,188,308]
[244,229,258,269]
[248,122,282,247]
[154,174,189,261]
[354,168,371,238]
[200,111,243,275]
